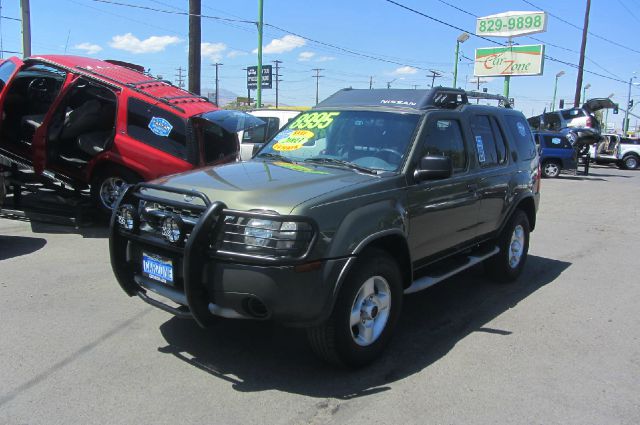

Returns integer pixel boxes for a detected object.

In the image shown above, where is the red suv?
[0,55,262,212]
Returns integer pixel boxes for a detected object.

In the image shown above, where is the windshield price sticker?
[273,130,314,151]
[289,112,340,130]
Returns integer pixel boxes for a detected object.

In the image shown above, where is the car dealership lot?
[1,166,639,425]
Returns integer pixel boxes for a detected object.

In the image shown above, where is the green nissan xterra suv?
[110,88,540,367]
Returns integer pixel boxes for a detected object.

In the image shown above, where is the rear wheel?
[91,167,141,214]
[307,249,403,368]
[486,209,530,283]
[623,155,638,170]
[542,161,561,178]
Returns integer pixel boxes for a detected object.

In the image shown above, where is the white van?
[238,109,301,160]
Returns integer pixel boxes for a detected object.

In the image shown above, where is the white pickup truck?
[591,134,640,170]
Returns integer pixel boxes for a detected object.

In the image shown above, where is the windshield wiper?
[304,157,378,175]
[257,152,294,163]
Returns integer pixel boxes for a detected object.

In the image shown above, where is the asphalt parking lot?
[1,165,639,425]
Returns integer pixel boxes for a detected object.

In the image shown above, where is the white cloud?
[254,35,305,54]
[74,42,102,55]
[392,66,418,75]
[201,42,226,61]
[316,56,336,62]
[109,33,181,54]
[298,51,315,61]
[227,50,248,58]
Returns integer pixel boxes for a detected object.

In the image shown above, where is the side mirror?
[413,155,452,181]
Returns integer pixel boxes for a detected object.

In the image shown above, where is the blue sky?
[1,0,637,127]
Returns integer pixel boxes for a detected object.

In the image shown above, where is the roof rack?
[465,90,512,108]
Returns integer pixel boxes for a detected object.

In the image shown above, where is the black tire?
[91,166,141,215]
[622,155,639,170]
[541,160,561,178]
[486,209,530,283]
[307,249,403,368]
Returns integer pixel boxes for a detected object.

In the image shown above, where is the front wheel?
[486,209,530,283]
[91,167,141,215]
[307,249,403,368]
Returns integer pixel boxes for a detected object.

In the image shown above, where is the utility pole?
[188,0,201,94]
[412,85,419,90]
[574,0,591,107]
[256,0,264,108]
[428,70,442,88]
[20,0,31,57]
[175,67,185,88]
[273,60,282,108]
[312,68,324,105]
[212,63,222,106]
[369,76,373,89]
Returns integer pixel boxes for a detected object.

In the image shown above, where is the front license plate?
[142,253,174,284]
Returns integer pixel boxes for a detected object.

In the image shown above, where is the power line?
[615,0,640,24]
[383,0,629,85]
[89,0,257,24]
[521,0,640,55]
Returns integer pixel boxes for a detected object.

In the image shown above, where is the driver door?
[31,73,78,174]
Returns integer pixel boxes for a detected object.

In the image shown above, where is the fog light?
[161,215,184,244]
[116,204,138,231]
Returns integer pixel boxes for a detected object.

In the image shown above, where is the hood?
[582,98,616,112]
[146,160,377,214]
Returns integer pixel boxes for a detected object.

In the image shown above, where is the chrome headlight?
[116,204,138,231]
[244,218,280,249]
[161,215,184,244]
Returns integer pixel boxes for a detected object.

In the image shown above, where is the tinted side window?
[127,98,188,160]
[470,115,499,167]
[543,135,572,149]
[505,115,537,161]
[242,117,280,144]
[421,118,467,172]
[0,61,17,86]
[490,117,508,164]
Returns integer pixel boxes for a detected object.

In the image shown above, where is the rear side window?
[505,115,537,161]
[470,115,501,167]
[421,118,467,172]
[127,98,188,160]
[542,135,572,149]
[561,109,585,120]
[242,116,280,144]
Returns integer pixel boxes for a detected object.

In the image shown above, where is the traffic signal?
[629,99,634,109]
[558,99,565,109]
[613,104,619,114]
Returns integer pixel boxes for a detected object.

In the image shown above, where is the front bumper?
[109,183,351,328]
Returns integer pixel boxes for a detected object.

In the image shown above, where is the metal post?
[20,0,31,57]
[503,76,510,99]
[256,0,264,108]
[624,77,633,134]
[213,63,222,106]
[273,60,282,108]
[312,68,324,105]
[574,0,591,107]
[369,76,373,89]
[188,0,201,94]
[453,40,460,88]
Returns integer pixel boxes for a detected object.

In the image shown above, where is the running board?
[404,246,500,294]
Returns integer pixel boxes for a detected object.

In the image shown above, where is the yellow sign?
[272,130,314,151]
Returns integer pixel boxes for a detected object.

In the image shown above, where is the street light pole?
[582,83,591,104]
[453,32,469,88]
[551,70,565,112]
[256,0,264,108]
[624,76,635,134]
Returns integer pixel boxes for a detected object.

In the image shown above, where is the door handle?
[467,183,479,192]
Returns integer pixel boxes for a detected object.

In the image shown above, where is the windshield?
[257,110,420,172]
